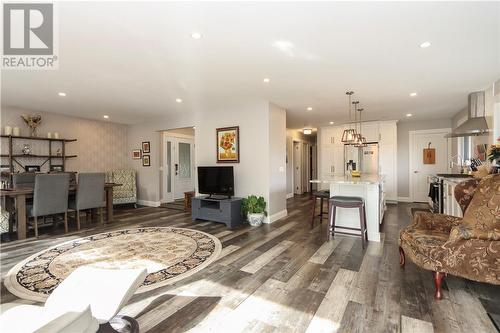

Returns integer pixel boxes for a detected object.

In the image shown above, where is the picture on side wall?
[132,149,142,159]
[142,141,151,153]
[142,155,151,167]
[217,126,240,163]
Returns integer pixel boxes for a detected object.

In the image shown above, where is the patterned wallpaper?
[1,107,128,173]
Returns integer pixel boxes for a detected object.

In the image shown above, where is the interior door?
[410,129,450,202]
[173,138,195,199]
[293,142,302,194]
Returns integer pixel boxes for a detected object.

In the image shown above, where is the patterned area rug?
[4,227,222,302]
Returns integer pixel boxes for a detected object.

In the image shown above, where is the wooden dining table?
[0,183,121,240]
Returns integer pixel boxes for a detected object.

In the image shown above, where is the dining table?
[0,183,121,240]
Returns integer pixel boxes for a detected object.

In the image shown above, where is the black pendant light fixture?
[341,91,357,143]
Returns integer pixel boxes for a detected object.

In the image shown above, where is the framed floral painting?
[216,126,239,163]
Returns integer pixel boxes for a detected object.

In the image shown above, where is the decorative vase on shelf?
[22,144,31,155]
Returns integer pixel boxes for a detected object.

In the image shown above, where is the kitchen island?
[311,174,385,242]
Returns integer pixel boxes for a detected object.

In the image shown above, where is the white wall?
[1,106,128,172]
[268,103,287,217]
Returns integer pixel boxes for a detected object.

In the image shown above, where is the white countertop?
[310,174,383,185]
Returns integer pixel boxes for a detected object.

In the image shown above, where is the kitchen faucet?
[450,154,465,173]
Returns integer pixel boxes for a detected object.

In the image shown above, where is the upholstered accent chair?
[106,169,137,206]
[399,174,499,300]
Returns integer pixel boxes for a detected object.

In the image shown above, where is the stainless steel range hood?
[446,91,490,138]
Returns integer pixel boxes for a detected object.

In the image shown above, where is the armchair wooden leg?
[399,246,405,268]
[64,212,68,233]
[433,271,445,300]
[99,207,104,225]
[76,210,81,231]
[34,216,38,238]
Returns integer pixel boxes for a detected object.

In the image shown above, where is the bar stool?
[328,196,368,249]
[311,190,330,227]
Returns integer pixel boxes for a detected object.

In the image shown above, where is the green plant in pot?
[242,195,267,226]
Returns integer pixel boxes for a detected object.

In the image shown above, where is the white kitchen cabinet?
[321,126,344,146]
[379,121,397,144]
[379,144,397,201]
[361,122,380,142]
[443,180,463,217]
[320,145,344,176]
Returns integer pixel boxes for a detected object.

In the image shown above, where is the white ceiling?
[2,1,499,128]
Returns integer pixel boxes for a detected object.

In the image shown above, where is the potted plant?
[242,195,267,226]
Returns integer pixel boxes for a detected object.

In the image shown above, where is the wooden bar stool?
[311,190,330,227]
[328,196,368,249]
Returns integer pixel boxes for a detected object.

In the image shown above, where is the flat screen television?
[198,166,234,198]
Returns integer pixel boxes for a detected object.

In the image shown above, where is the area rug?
[4,227,222,302]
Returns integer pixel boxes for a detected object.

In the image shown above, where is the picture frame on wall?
[132,149,142,159]
[142,155,151,167]
[142,141,151,153]
[216,126,240,163]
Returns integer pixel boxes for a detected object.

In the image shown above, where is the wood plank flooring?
[1,195,499,332]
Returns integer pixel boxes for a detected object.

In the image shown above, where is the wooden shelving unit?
[0,135,77,172]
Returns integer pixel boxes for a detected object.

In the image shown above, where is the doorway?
[409,128,451,202]
[162,128,195,203]
[293,141,302,194]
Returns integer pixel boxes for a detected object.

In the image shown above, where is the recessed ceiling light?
[307,107,313,111]
[263,78,270,83]
[410,92,418,97]
[303,129,312,135]
[58,92,66,97]
[406,113,413,117]
[329,121,334,125]
[191,32,202,39]
[175,98,183,103]
[420,41,431,48]
[103,115,109,119]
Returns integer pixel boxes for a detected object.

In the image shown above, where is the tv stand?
[192,196,243,228]
[207,194,231,200]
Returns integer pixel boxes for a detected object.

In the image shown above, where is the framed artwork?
[142,155,151,167]
[216,126,240,163]
[50,165,64,172]
[142,141,150,153]
[132,149,142,159]
[25,165,40,172]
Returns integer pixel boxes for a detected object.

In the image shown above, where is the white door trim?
[408,128,451,202]
[162,134,195,203]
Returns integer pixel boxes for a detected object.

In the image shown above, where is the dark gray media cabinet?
[191,196,244,228]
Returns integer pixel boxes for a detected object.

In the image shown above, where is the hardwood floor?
[1,195,499,332]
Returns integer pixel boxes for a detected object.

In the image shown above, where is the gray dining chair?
[69,173,106,230]
[28,174,70,237]
[12,173,36,188]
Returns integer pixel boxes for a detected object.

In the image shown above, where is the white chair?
[0,266,147,333]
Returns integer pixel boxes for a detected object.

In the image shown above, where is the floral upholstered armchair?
[106,169,137,206]
[399,174,499,299]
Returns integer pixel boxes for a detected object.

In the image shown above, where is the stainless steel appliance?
[344,143,379,175]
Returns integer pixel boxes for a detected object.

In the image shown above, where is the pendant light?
[352,101,362,146]
[355,107,368,147]
[341,91,357,143]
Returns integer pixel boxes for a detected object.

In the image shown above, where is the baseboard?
[397,197,412,203]
[137,200,161,207]
[264,209,288,224]
[286,193,294,199]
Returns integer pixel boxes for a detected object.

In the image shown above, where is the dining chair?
[28,174,70,237]
[69,173,105,230]
[12,173,36,189]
